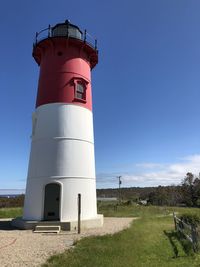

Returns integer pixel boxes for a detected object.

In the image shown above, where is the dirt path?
[0,217,134,267]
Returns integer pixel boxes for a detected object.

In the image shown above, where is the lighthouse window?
[76,83,86,100]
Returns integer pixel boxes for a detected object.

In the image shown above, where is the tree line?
[97,172,200,207]
[0,172,200,208]
[0,194,24,208]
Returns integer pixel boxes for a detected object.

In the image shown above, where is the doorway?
[44,183,60,221]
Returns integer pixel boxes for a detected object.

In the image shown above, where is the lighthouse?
[14,20,103,230]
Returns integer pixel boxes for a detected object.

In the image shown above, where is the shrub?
[0,195,24,208]
[180,213,200,226]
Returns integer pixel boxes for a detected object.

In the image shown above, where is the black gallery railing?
[33,25,97,50]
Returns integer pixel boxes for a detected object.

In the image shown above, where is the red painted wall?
[33,38,98,111]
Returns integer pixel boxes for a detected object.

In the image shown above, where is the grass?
[42,204,200,267]
[98,201,200,218]
[0,207,23,218]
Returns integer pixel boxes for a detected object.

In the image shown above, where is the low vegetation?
[0,207,23,218]
[0,195,24,208]
[42,203,200,267]
[179,213,200,226]
[1,171,200,266]
[97,201,200,218]
[0,195,24,218]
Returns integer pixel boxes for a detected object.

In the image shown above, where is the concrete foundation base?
[11,214,104,231]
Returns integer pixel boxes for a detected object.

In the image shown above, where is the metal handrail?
[34,25,97,50]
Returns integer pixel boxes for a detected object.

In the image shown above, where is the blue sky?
[1,0,200,192]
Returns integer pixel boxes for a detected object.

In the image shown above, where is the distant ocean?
[0,194,24,198]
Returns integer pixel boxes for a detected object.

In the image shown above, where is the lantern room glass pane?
[52,25,82,39]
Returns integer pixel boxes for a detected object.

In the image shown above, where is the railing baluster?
[95,39,97,50]
[84,30,86,42]
[48,25,51,37]
[35,32,38,45]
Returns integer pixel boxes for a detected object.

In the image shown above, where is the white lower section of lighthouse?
[23,103,102,227]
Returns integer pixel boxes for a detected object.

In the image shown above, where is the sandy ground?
[0,217,134,267]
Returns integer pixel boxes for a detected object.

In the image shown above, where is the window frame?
[73,78,88,103]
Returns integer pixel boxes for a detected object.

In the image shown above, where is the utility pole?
[117,176,122,203]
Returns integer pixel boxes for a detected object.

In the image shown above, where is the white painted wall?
[23,178,97,221]
[23,103,98,221]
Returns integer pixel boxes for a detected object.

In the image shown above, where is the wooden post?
[78,193,81,234]
[173,212,177,230]
[117,176,122,204]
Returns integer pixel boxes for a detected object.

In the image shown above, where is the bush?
[180,213,200,226]
[122,200,133,206]
[0,195,24,208]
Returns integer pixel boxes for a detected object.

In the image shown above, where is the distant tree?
[97,179,200,207]
[167,185,183,206]
[0,194,24,208]
[181,172,200,207]
[193,177,200,206]
[148,186,182,206]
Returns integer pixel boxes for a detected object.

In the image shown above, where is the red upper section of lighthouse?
[32,20,98,111]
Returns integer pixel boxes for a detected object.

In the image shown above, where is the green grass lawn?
[42,204,200,267]
[98,201,200,218]
[0,207,23,218]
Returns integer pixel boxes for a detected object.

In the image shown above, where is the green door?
[44,183,60,221]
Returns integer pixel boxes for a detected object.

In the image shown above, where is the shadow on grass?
[164,230,193,258]
[164,230,179,258]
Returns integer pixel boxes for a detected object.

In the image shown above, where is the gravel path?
[0,217,134,267]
